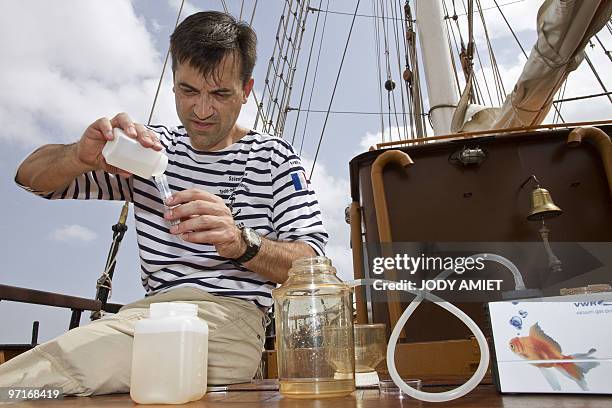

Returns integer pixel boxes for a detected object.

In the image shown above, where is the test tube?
[154,174,180,227]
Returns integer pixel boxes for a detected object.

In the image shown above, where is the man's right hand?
[75,112,164,177]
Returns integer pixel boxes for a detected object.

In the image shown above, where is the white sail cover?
[453,0,612,131]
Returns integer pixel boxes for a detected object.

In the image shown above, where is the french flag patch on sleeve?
[290,171,308,191]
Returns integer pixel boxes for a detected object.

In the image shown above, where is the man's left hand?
[164,188,246,259]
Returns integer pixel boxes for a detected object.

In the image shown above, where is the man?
[0,11,327,395]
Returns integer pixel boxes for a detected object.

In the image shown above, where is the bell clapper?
[539,220,563,274]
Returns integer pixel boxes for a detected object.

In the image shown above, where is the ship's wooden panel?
[349,126,612,343]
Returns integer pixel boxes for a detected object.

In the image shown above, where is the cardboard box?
[488,293,612,394]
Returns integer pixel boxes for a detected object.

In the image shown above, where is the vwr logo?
[573,300,612,307]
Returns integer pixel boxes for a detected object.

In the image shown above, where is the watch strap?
[233,227,261,263]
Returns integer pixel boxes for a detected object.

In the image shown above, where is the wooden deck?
[12,385,612,407]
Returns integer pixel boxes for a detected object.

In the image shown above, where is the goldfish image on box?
[509,323,600,391]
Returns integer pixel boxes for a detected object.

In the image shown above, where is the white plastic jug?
[130,302,209,404]
[102,128,168,178]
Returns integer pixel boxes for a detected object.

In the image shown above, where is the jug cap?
[150,302,198,318]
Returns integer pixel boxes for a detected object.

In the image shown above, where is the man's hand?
[163,188,316,283]
[75,112,164,176]
[16,112,164,193]
[164,188,246,259]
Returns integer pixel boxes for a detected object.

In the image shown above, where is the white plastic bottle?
[102,128,168,178]
[130,302,209,404]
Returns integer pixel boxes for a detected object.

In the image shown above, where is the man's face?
[173,54,253,151]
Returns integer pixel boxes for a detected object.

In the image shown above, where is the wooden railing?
[0,284,122,330]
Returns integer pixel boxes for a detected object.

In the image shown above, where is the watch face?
[243,227,261,246]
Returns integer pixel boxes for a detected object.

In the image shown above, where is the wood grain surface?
[12,385,612,407]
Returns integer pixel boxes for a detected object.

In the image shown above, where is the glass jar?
[272,256,355,398]
[354,323,386,373]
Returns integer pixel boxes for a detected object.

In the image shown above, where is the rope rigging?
[444,0,492,110]
[442,0,590,126]
[309,0,362,179]
[276,2,312,135]
[263,2,294,132]
[219,0,228,14]
[389,0,410,140]
[257,1,291,133]
[379,0,394,142]
[287,0,609,149]
[404,1,427,138]
[298,0,330,156]
[257,0,311,136]
[593,34,612,63]
[472,0,567,121]
[552,78,568,124]
[147,0,185,126]
[289,2,324,146]
[372,0,386,139]
[553,91,612,104]
[398,1,416,139]
[249,0,258,26]
[308,0,526,21]
[373,0,410,143]
[492,0,527,59]
[474,0,505,105]
[94,0,188,320]
[453,0,495,105]
[583,52,612,104]
[288,108,415,115]
[442,1,466,98]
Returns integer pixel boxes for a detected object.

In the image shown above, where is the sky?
[1,0,610,344]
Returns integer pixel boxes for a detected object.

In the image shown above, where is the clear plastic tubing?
[351,253,524,402]
[154,174,179,227]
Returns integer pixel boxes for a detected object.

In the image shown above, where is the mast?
[404,2,426,138]
[415,0,459,135]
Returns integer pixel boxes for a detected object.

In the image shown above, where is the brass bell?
[527,187,563,221]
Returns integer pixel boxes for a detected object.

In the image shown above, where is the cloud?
[0,0,275,149]
[449,0,541,43]
[166,0,200,19]
[359,126,412,151]
[359,131,383,151]
[357,124,439,151]
[471,39,612,122]
[301,157,353,282]
[0,0,175,148]
[51,225,97,243]
[543,47,612,123]
[166,0,257,20]
[237,89,264,131]
[447,0,612,123]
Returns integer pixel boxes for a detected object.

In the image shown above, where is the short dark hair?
[170,11,257,85]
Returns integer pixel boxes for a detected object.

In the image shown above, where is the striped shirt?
[17,126,328,308]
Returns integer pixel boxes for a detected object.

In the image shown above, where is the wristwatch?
[233,227,262,263]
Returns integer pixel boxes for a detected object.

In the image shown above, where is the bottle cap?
[150,302,198,318]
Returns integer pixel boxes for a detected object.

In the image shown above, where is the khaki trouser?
[0,288,266,396]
